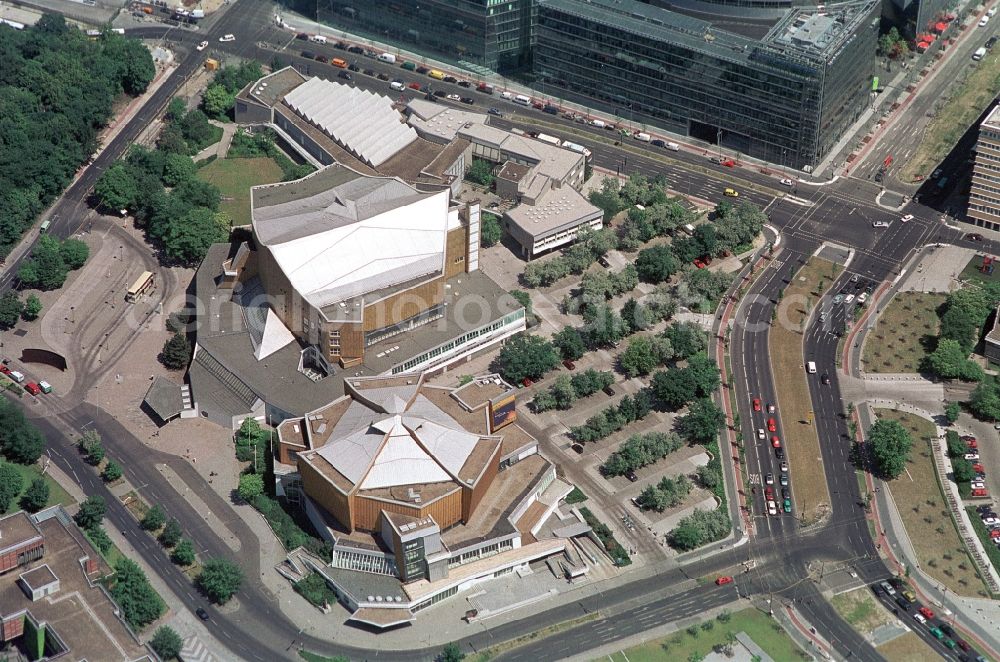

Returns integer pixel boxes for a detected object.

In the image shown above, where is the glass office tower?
[534,0,879,169]
[322,0,534,72]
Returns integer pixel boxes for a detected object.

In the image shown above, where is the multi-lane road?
[11,1,1000,659]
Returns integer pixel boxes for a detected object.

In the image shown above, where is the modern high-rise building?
[320,0,535,72]
[967,105,1000,232]
[534,0,879,169]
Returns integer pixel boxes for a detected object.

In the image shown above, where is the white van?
[500,91,513,100]
[513,94,531,105]
[390,80,405,91]
[666,141,680,151]
[8,370,25,383]
[974,47,988,61]
[591,119,606,129]
[377,52,397,64]
[680,223,696,235]
[806,362,817,374]
[309,34,328,44]
[634,132,651,142]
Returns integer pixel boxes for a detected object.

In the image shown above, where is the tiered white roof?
[284,76,418,166]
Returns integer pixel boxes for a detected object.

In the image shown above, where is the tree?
[583,304,629,348]
[589,177,624,222]
[109,558,165,629]
[21,294,42,321]
[621,297,654,333]
[620,336,660,377]
[868,419,912,480]
[0,400,46,464]
[926,338,984,381]
[202,83,235,119]
[162,153,197,187]
[159,518,183,548]
[74,496,107,530]
[0,464,24,514]
[18,235,69,290]
[94,162,137,212]
[969,378,1000,422]
[495,334,560,383]
[101,460,123,482]
[160,332,191,370]
[665,321,708,359]
[481,213,502,247]
[197,558,244,604]
[635,245,679,283]
[59,238,90,270]
[238,473,264,501]
[678,398,726,444]
[953,458,975,483]
[171,539,196,566]
[944,402,960,424]
[553,326,587,361]
[465,158,495,187]
[509,290,532,322]
[78,430,105,466]
[20,478,50,513]
[686,353,721,397]
[141,504,166,531]
[159,207,227,265]
[149,625,183,660]
[438,643,466,662]
[166,97,187,124]
[652,368,698,410]
[0,291,22,329]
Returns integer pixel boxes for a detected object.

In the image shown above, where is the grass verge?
[565,486,588,504]
[876,409,990,597]
[468,612,599,661]
[876,631,941,662]
[84,527,126,568]
[6,462,74,509]
[770,257,841,524]
[960,253,1000,286]
[899,43,1000,181]
[861,292,945,373]
[829,587,894,632]
[579,507,631,566]
[603,608,809,661]
[966,506,1000,578]
[197,157,284,227]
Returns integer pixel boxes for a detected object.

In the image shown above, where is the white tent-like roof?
[284,76,418,166]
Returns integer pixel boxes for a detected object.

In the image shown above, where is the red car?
[24,382,41,396]
[767,418,777,432]
[918,606,935,619]
[693,259,707,269]
[721,159,736,167]
[562,359,576,370]
[408,82,421,90]
[0,365,10,376]
[764,486,774,500]
[973,464,985,473]
[972,488,989,497]
[752,398,761,412]
[967,440,978,449]
[771,435,781,448]
[522,377,533,387]
[715,576,733,585]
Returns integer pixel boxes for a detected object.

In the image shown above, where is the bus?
[562,141,592,159]
[126,271,154,303]
[535,133,562,147]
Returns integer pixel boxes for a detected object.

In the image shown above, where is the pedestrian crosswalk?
[179,636,219,662]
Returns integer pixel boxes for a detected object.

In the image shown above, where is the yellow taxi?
[724,188,739,197]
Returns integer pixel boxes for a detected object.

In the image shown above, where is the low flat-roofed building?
[0,511,43,575]
[0,508,150,661]
[504,186,604,259]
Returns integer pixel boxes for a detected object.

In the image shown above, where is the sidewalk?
[194,120,237,161]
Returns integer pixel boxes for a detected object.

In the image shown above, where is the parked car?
[571,443,584,454]
[25,382,41,396]
[460,97,475,105]
[625,470,639,482]
[603,385,616,397]
[562,359,576,370]
[338,71,352,81]
[443,75,458,83]
[765,473,774,485]
[377,72,390,81]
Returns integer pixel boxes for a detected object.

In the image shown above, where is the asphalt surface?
[13,1,1000,659]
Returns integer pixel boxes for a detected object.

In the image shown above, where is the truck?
[535,133,562,147]
[562,141,591,158]
[477,82,494,95]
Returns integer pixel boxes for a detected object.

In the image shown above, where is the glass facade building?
[534,0,879,169]
[321,0,535,72]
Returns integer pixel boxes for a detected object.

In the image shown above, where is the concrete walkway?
[194,120,236,161]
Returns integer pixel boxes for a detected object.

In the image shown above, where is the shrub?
[141,504,166,531]
[171,539,195,566]
[294,572,338,608]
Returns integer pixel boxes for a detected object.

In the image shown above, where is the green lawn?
[900,41,1000,182]
[602,609,809,662]
[197,157,284,228]
[6,461,75,510]
[862,292,945,373]
[966,506,1000,589]
[960,254,1000,286]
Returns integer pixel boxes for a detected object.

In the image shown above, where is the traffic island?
[769,257,841,525]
